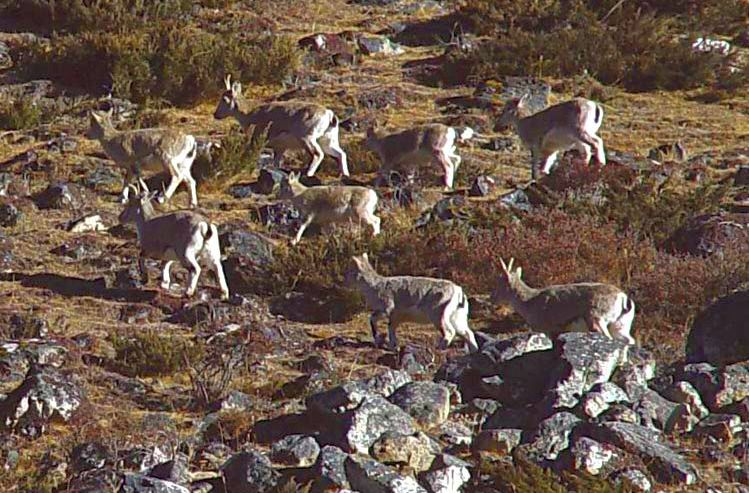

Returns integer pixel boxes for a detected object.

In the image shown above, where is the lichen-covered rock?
[583,422,697,485]
[540,333,628,413]
[678,362,749,411]
[0,364,83,437]
[70,442,111,474]
[664,381,710,420]
[421,454,471,493]
[613,468,652,492]
[121,473,189,493]
[569,437,620,475]
[633,389,681,432]
[434,421,473,451]
[332,395,417,454]
[149,453,189,485]
[371,431,440,472]
[389,381,451,428]
[516,412,581,464]
[307,369,411,414]
[686,288,749,366]
[345,455,427,493]
[694,414,742,442]
[312,445,350,491]
[474,428,522,455]
[612,347,656,401]
[221,449,280,493]
[579,382,630,419]
[270,434,320,468]
[471,332,553,377]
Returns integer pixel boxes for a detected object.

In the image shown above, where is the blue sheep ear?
[516,267,522,279]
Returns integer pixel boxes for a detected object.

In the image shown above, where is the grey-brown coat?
[345,253,479,352]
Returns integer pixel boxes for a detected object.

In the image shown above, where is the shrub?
[452,1,727,92]
[0,98,42,130]
[23,26,300,105]
[344,138,381,174]
[109,330,204,377]
[198,128,265,186]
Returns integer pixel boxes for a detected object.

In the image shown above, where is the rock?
[221,449,280,493]
[312,445,350,491]
[270,434,320,468]
[33,182,84,210]
[499,76,550,112]
[67,214,106,233]
[474,428,522,455]
[220,229,274,266]
[468,176,497,197]
[694,414,742,442]
[358,35,405,56]
[255,168,288,195]
[723,397,749,421]
[345,455,427,493]
[569,437,619,475]
[599,403,640,425]
[257,202,302,233]
[579,382,629,419]
[0,203,21,227]
[633,389,680,432]
[612,347,656,401]
[498,188,533,212]
[434,421,473,451]
[482,137,517,152]
[613,468,652,492]
[664,213,749,257]
[473,332,553,376]
[664,404,700,434]
[218,390,254,412]
[421,454,471,493]
[71,442,111,474]
[389,381,451,428]
[149,453,190,484]
[583,422,697,485]
[371,431,439,472]
[664,381,710,419]
[678,362,749,411]
[121,473,189,493]
[540,333,628,413]
[516,412,581,464]
[332,394,417,454]
[686,289,749,366]
[84,163,122,190]
[0,365,83,437]
[735,165,749,186]
[306,369,411,414]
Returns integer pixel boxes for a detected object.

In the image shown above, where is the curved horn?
[507,257,515,272]
[224,74,232,91]
[499,257,507,273]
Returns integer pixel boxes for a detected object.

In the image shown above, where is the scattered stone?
[422,454,471,493]
[313,445,350,491]
[663,381,709,420]
[694,414,741,442]
[219,390,254,412]
[613,468,652,492]
[664,212,749,257]
[332,394,417,454]
[84,163,122,190]
[345,455,427,493]
[67,214,106,233]
[634,389,680,432]
[270,434,320,468]
[0,203,21,227]
[579,382,630,419]
[569,437,619,475]
[71,442,111,474]
[358,35,405,56]
[389,381,451,428]
[474,429,522,455]
[434,421,473,451]
[468,176,497,197]
[472,332,554,377]
[498,188,533,212]
[583,422,697,485]
[149,453,190,485]
[540,333,628,413]
[221,449,280,493]
[599,403,641,425]
[0,365,83,437]
[371,431,440,472]
[307,369,411,414]
[665,404,700,434]
[612,347,656,401]
[33,182,84,210]
[257,202,302,232]
[686,289,749,366]
[121,473,189,493]
[516,412,581,464]
[220,229,274,266]
[678,362,749,411]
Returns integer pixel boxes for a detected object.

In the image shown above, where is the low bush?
[0,98,42,130]
[451,1,731,92]
[23,25,300,105]
[201,127,266,185]
[109,329,204,377]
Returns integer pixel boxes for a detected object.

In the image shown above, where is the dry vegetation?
[1,0,749,491]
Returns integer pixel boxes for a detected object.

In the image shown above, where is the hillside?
[1,0,749,492]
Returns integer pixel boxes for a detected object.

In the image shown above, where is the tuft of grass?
[109,329,204,377]
[200,127,266,186]
[0,98,43,130]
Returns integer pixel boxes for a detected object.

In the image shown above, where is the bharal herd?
[87,73,634,354]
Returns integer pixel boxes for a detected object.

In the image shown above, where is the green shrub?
[202,127,265,185]
[452,1,728,92]
[0,98,42,130]
[23,25,300,105]
[110,329,204,377]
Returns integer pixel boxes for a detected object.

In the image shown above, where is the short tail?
[330,111,339,129]
[593,104,603,127]
[457,288,469,311]
[198,222,217,252]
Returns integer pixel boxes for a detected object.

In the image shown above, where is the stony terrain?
[2,0,749,492]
